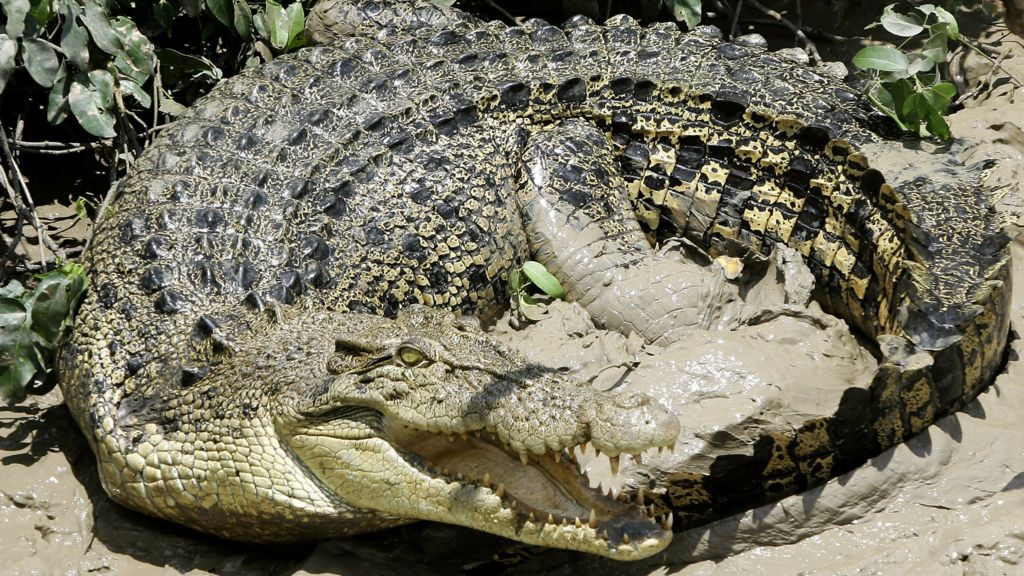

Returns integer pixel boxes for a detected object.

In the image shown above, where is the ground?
[2,11,1024,576]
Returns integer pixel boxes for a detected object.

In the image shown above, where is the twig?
[0,122,47,269]
[744,0,821,64]
[730,0,744,39]
[955,46,1016,105]
[482,0,516,25]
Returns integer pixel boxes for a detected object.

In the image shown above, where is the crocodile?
[58,0,1012,562]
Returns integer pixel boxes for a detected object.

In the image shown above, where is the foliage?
[0,0,307,139]
[852,3,962,139]
[511,260,564,321]
[0,262,86,403]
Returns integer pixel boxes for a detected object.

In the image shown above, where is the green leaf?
[205,0,234,29]
[28,263,87,343]
[68,71,117,138]
[60,0,90,70]
[510,268,522,294]
[905,52,935,75]
[922,82,955,113]
[671,0,702,29]
[930,81,957,100]
[21,38,59,87]
[181,0,202,18]
[925,107,951,139]
[28,0,56,28]
[921,32,948,63]
[81,0,123,56]
[266,1,305,51]
[0,34,17,94]
[157,93,186,116]
[283,2,305,51]
[900,91,929,124]
[46,62,70,123]
[152,0,179,31]
[232,0,253,37]
[120,77,150,107]
[1,0,30,39]
[110,16,155,80]
[0,264,87,404]
[154,47,222,89]
[852,45,909,72]
[880,4,924,37]
[521,261,565,299]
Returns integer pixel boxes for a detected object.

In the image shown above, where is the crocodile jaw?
[287,423,673,560]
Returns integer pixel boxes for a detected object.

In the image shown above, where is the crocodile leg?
[517,119,742,345]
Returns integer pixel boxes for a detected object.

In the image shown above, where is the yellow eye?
[397,345,425,367]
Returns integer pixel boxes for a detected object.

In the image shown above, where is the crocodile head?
[273,305,679,559]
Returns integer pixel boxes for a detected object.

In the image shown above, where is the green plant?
[0,262,86,403]
[852,3,962,139]
[510,260,565,321]
[0,1,307,139]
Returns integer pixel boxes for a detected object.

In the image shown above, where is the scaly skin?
[59,0,1011,560]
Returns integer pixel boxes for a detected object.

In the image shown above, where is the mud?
[3,21,1024,576]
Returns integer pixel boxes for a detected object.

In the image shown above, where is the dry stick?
[482,0,516,25]
[0,173,25,275]
[0,123,48,270]
[745,0,821,64]
[730,0,745,39]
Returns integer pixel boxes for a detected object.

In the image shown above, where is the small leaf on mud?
[521,261,565,299]
[22,38,59,87]
[852,46,909,72]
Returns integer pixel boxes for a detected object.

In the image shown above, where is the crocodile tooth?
[622,533,630,544]
[528,512,535,522]
[456,472,464,480]
[519,452,529,465]
[461,433,468,441]
[482,472,490,486]
[609,455,620,476]
[496,483,505,497]
[637,486,645,506]
[547,513,554,525]
[561,518,568,527]
[474,431,481,439]
[447,435,455,443]
[569,449,578,464]
[611,485,620,500]
[664,514,674,530]
[553,451,562,464]
[588,508,597,529]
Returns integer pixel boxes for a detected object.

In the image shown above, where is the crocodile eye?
[397,345,426,367]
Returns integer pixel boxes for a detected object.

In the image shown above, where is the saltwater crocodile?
[58,0,1011,562]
